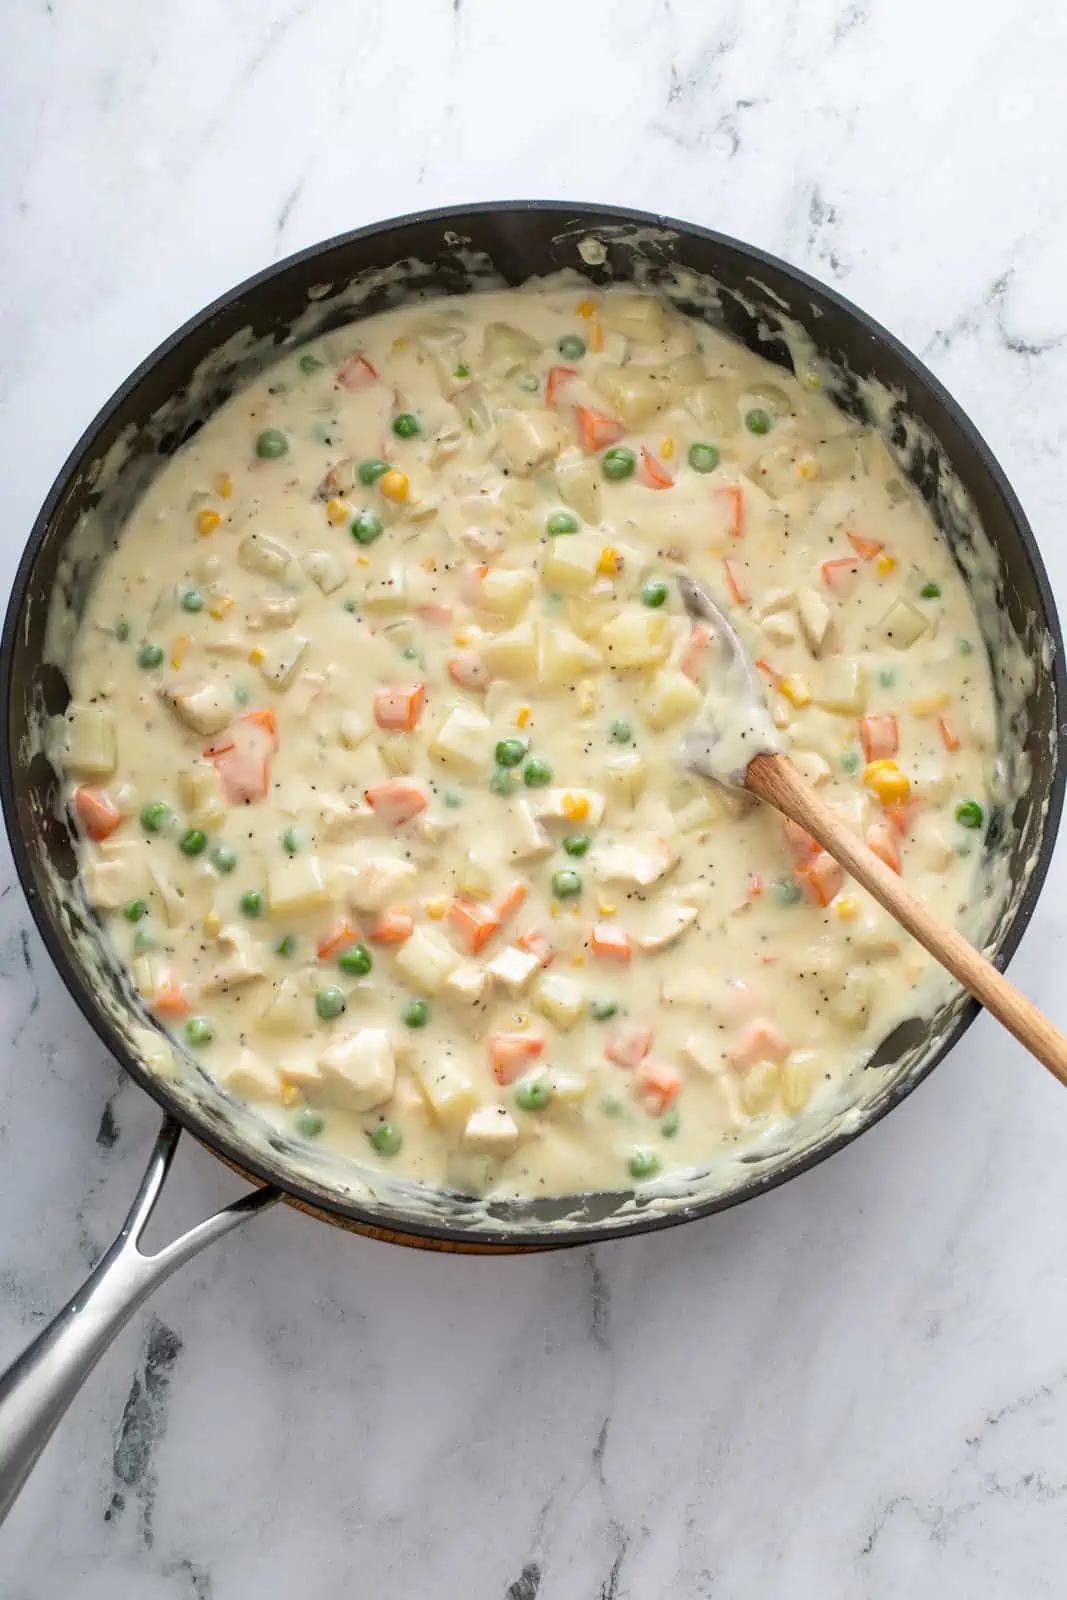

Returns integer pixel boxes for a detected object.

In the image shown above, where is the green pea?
[609,719,633,744]
[558,334,586,360]
[132,928,156,953]
[590,999,618,1022]
[641,579,669,609]
[453,363,470,380]
[490,769,517,796]
[629,1148,661,1180]
[878,668,897,688]
[139,801,171,834]
[369,1121,403,1156]
[552,868,582,900]
[443,791,464,809]
[495,738,528,768]
[316,986,346,1021]
[958,637,975,656]
[123,898,148,923]
[296,1107,324,1139]
[240,889,264,918]
[233,685,250,706]
[275,934,297,958]
[562,834,591,857]
[114,620,131,642]
[392,412,421,439]
[772,877,803,907]
[299,352,324,374]
[920,581,942,599]
[338,943,372,976]
[956,841,973,858]
[401,645,420,662]
[255,428,289,459]
[342,599,357,614]
[600,1092,623,1117]
[516,1078,552,1111]
[180,589,204,614]
[661,1109,681,1139]
[546,510,580,536]
[523,758,552,788]
[841,749,861,776]
[744,407,772,435]
[514,372,539,393]
[602,446,637,481]
[179,828,207,857]
[184,1016,214,1047]
[358,458,390,486]
[351,509,384,545]
[211,843,237,874]
[955,800,984,830]
[688,441,721,474]
[282,824,304,854]
[136,642,164,670]
[404,998,430,1028]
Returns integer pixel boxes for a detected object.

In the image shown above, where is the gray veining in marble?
[3,1,1067,1594]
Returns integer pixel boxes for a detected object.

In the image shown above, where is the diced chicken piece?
[393,929,460,994]
[599,608,671,670]
[555,456,602,525]
[913,815,957,873]
[256,635,309,689]
[796,586,835,656]
[482,320,542,368]
[338,709,372,749]
[878,597,929,650]
[445,962,490,1005]
[494,408,566,475]
[829,970,872,1029]
[149,861,209,928]
[636,904,698,952]
[478,568,534,620]
[540,626,600,686]
[217,1049,283,1103]
[201,924,266,993]
[179,761,228,829]
[643,669,702,731]
[246,595,301,632]
[319,796,377,840]
[790,749,832,787]
[317,1028,395,1111]
[461,1105,521,1158]
[595,834,679,888]
[594,362,676,428]
[266,856,330,916]
[486,944,542,994]
[430,706,494,774]
[344,856,417,913]
[761,610,799,647]
[289,671,327,717]
[238,531,291,578]
[540,533,602,594]
[255,976,306,1034]
[604,752,648,806]
[814,660,867,715]
[279,1057,324,1091]
[454,846,495,899]
[680,1030,726,1076]
[479,621,539,680]
[63,705,117,776]
[303,549,347,594]
[532,972,585,1031]
[535,789,605,828]
[508,801,553,863]
[412,1054,479,1132]
[82,858,132,910]
[545,1069,590,1106]
[598,292,671,343]
[161,680,232,737]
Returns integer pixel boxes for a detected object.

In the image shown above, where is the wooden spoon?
[677,575,1067,1086]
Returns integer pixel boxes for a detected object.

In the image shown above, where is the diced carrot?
[152,980,191,1019]
[782,817,820,863]
[373,684,426,733]
[368,909,415,944]
[449,900,501,954]
[884,800,918,837]
[590,923,632,963]
[859,713,899,762]
[73,785,122,841]
[447,651,491,692]
[728,1018,790,1071]
[638,447,673,490]
[204,711,275,805]
[516,928,556,967]
[937,714,961,752]
[459,562,489,604]
[821,557,862,592]
[723,558,749,606]
[242,707,277,739]
[316,921,359,960]
[489,1031,546,1086]
[633,1060,682,1115]
[575,406,624,454]
[680,625,711,683]
[336,354,378,390]
[866,817,902,873]
[746,873,764,900]
[847,532,885,561]
[795,851,844,907]
[417,603,453,626]
[546,365,578,407]
[604,1022,653,1069]
[365,779,428,827]
[713,484,745,539]
[755,656,783,687]
[496,881,529,926]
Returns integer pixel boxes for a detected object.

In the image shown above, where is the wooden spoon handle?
[746,751,1067,1088]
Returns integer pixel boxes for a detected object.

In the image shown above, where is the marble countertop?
[4,0,1067,1594]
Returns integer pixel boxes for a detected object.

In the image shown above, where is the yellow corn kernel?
[248,646,267,665]
[802,369,823,390]
[196,508,221,537]
[863,760,911,804]
[876,553,897,576]
[589,322,604,353]
[356,555,369,566]
[171,635,190,670]
[771,703,791,730]
[453,629,471,648]
[835,895,860,921]
[424,898,448,920]
[516,705,531,729]
[780,674,812,708]
[202,910,222,936]
[909,691,951,718]
[392,336,407,351]
[577,298,597,319]
[577,678,597,717]
[597,896,616,917]
[597,545,622,576]
[216,473,234,499]
[280,1081,301,1108]
[561,793,590,822]
[207,592,234,620]
[798,455,819,481]
[570,953,586,967]
[514,1014,530,1030]
[379,469,410,503]
[660,437,675,460]
[550,902,561,919]
[325,497,349,525]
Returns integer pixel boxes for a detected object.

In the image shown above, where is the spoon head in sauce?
[677,575,782,790]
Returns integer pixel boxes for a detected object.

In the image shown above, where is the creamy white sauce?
[60,284,998,1201]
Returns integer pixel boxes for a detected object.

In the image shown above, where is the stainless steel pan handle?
[0,1115,278,1525]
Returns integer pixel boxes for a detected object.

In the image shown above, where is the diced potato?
[393,929,460,994]
[201,925,266,992]
[289,671,326,717]
[593,362,676,428]
[535,789,605,828]
[82,858,132,910]
[478,568,534,620]
[685,379,736,432]
[673,792,723,832]
[179,761,228,829]
[762,610,799,647]
[814,660,867,715]
[255,976,307,1034]
[599,608,671,670]
[431,706,494,773]
[246,595,301,631]
[64,705,117,776]
[338,709,371,749]
[345,856,417,912]
[595,834,678,888]
[509,801,553,863]
[461,1104,521,1158]
[598,292,670,343]
[540,626,600,686]
[319,797,376,840]
[637,904,697,951]
[495,408,565,476]
[412,1053,479,1132]
[829,970,872,1028]
[378,735,413,775]
[361,569,408,614]
[604,752,648,806]
[454,384,492,436]
[643,669,702,731]
[796,587,835,656]
[555,456,602,525]
[455,847,495,899]
[790,749,832,787]
[278,1057,324,1091]
[739,1060,780,1116]
[445,962,490,1005]
[878,597,929,650]
[479,621,539,681]
[161,680,232,737]
[533,971,585,1031]
[131,953,164,998]
[680,1030,726,1075]
[481,321,542,371]
[217,1048,283,1103]
[913,815,957,872]
[781,1051,821,1115]
[317,1028,395,1112]
[486,944,541,994]
[130,1025,178,1081]
[238,531,291,578]
[257,636,309,689]
[266,855,330,916]
[303,549,347,594]
[149,861,208,928]
[540,533,602,594]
